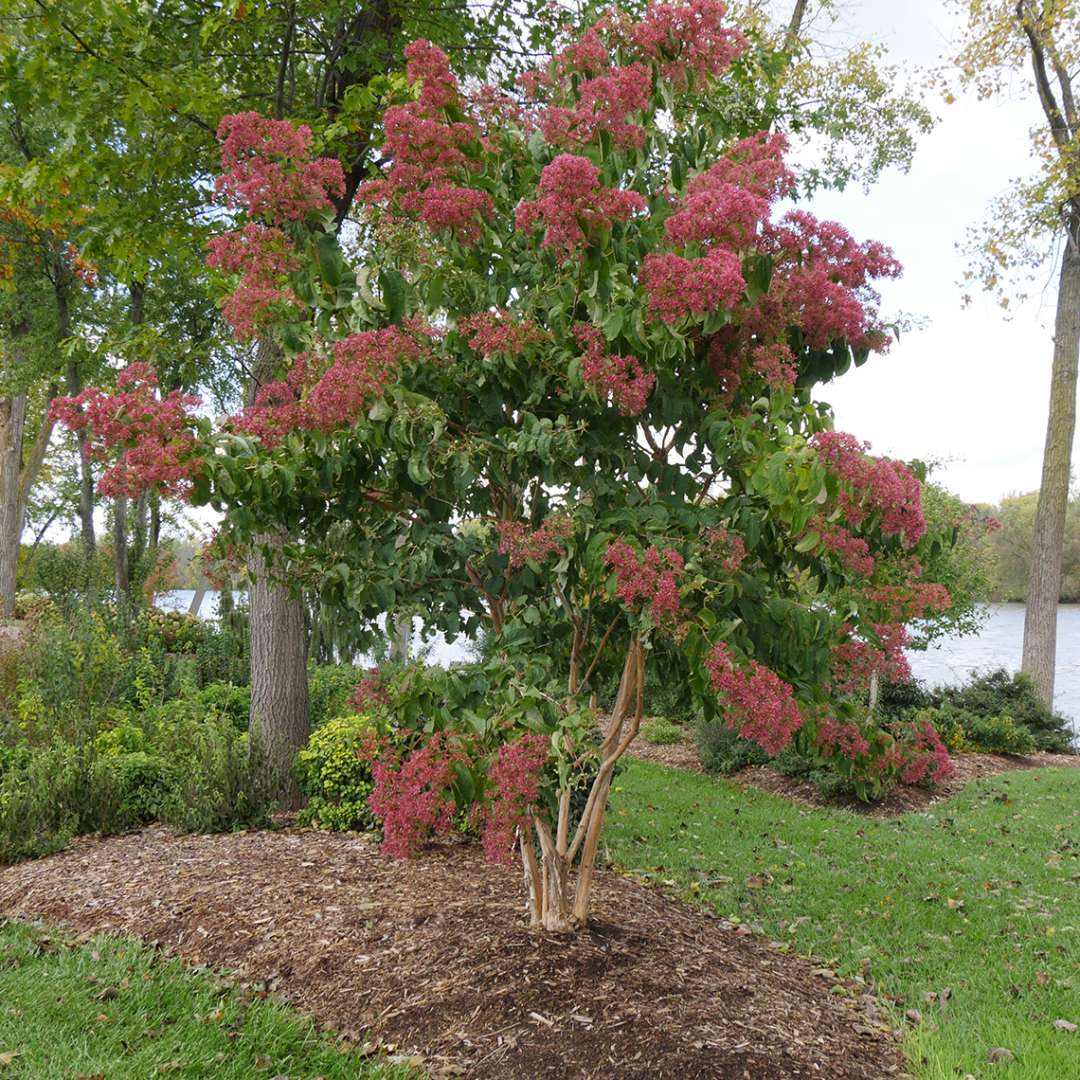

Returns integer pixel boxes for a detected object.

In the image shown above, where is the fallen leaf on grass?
[1052,1019,1077,1033]
[987,1047,1015,1063]
[0,1052,19,1068]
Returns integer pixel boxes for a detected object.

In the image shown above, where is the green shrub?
[157,713,272,833]
[193,681,251,730]
[694,720,769,774]
[0,742,126,864]
[939,669,1074,753]
[96,751,177,828]
[915,704,1036,756]
[309,664,363,729]
[878,677,935,721]
[964,713,1037,755]
[642,718,685,745]
[296,714,379,832]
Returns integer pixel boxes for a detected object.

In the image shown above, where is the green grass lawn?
[607,761,1080,1080]
[0,921,414,1080]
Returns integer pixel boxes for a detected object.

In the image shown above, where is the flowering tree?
[57,2,959,931]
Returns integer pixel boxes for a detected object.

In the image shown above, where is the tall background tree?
[954,1,1080,707]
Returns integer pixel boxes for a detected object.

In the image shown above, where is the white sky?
[795,0,1069,505]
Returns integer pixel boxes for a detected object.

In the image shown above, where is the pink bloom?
[640,249,745,323]
[459,311,548,357]
[628,0,748,89]
[349,668,391,713]
[704,525,747,572]
[516,154,646,260]
[215,112,344,225]
[603,540,684,626]
[481,734,550,863]
[365,732,463,858]
[540,63,651,149]
[497,514,574,570]
[575,323,655,415]
[704,642,803,754]
[811,432,927,546]
[50,364,202,499]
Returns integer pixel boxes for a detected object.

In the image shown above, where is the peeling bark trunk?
[1022,230,1080,706]
[521,637,645,932]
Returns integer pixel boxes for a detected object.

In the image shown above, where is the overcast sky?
[793,0,1068,506]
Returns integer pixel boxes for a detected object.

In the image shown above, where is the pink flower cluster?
[750,343,797,389]
[704,525,747,572]
[831,622,912,694]
[459,311,548,357]
[348,668,391,713]
[811,431,926,546]
[365,733,462,859]
[639,249,745,323]
[753,212,902,352]
[691,131,795,203]
[480,734,550,863]
[50,363,202,499]
[704,642,804,754]
[206,223,301,340]
[894,719,955,785]
[864,582,951,622]
[359,41,493,242]
[603,540,684,625]
[215,112,345,225]
[515,154,646,260]
[232,327,427,445]
[497,514,574,570]
[663,174,769,250]
[541,62,651,150]
[811,518,876,578]
[627,0,748,88]
[575,323,655,415]
[816,717,871,760]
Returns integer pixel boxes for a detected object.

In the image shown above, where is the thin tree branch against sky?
[795,0,1064,507]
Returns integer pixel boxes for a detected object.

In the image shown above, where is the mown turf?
[0,921,414,1080]
[607,761,1080,1080]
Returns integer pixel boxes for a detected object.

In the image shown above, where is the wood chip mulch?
[0,827,909,1080]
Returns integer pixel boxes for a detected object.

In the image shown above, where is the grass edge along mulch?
[628,736,1080,816]
[0,919,415,1080]
[0,825,910,1080]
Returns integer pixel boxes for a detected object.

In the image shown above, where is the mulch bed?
[728,750,1080,817]
[628,737,1080,817]
[0,827,909,1080]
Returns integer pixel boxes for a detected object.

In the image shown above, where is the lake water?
[158,593,1079,730]
[907,603,1079,729]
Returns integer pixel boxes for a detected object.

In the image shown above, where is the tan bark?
[1022,230,1080,704]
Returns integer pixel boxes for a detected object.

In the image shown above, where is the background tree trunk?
[246,338,310,806]
[114,494,128,602]
[0,394,27,619]
[1022,229,1080,705]
[249,536,309,808]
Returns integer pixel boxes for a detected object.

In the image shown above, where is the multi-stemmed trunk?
[1022,225,1080,706]
[519,635,645,932]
